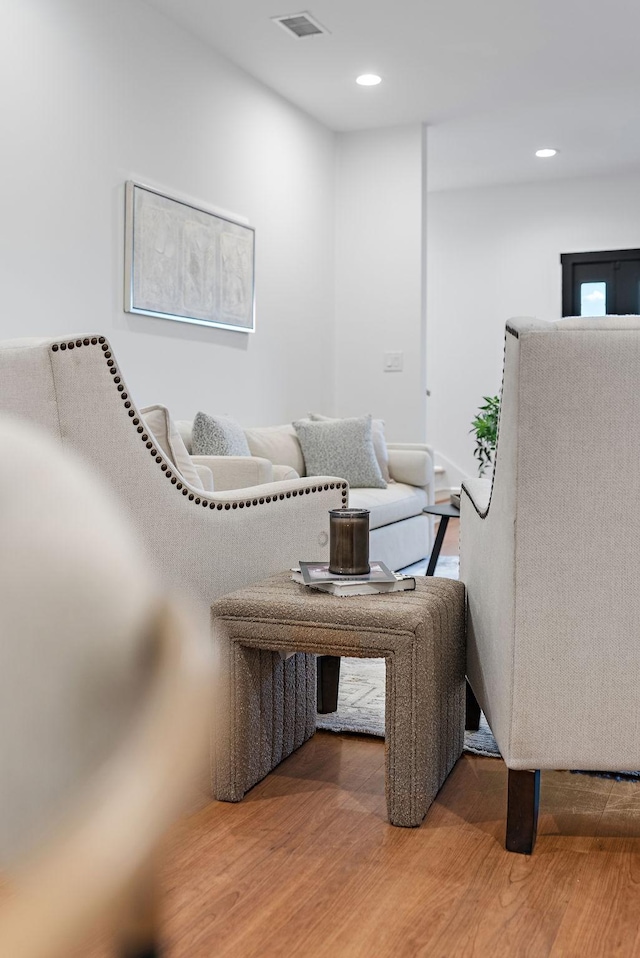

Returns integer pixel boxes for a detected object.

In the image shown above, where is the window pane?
[580,281,607,316]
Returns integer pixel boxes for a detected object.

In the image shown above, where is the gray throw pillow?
[308,411,391,483]
[192,412,251,457]
[292,415,386,489]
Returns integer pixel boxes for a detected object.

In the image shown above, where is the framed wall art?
[124,181,255,333]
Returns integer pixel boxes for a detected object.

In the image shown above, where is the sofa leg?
[317,655,341,713]
[465,680,481,731]
[506,768,540,854]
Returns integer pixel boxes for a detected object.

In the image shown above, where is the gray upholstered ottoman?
[211,572,465,827]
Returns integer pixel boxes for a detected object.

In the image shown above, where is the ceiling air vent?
[272,12,329,38]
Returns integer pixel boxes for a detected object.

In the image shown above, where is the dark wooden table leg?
[317,655,341,713]
[506,768,540,854]
[426,514,450,576]
[465,680,481,731]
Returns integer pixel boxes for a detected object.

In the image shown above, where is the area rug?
[315,658,640,780]
[316,656,500,757]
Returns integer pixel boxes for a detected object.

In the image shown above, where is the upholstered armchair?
[0,335,346,618]
[460,315,640,853]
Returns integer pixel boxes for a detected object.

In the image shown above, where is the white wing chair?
[0,335,346,611]
[461,315,640,853]
[0,335,347,792]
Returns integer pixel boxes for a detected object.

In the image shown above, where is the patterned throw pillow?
[192,412,251,457]
[308,412,391,483]
[292,415,386,489]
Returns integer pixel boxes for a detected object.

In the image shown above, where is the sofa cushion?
[243,423,305,475]
[349,483,429,530]
[192,412,251,457]
[308,412,391,483]
[292,415,386,489]
[140,405,204,491]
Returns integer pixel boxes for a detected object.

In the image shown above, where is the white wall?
[0,0,336,424]
[334,125,426,442]
[427,168,640,480]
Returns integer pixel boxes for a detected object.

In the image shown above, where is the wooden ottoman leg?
[465,680,481,731]
[317,655,341,713]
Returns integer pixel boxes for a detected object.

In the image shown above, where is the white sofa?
[177,420,435,571]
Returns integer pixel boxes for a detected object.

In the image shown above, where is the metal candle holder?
[328,508,370,575]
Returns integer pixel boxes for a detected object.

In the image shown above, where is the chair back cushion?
[243,423,306,475]
[140,405,204,491]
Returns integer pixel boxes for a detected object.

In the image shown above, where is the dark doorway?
[560,248,640,317]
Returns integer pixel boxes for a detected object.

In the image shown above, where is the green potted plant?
[470,395,500,477]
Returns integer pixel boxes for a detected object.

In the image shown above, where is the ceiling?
[146,0,640,191]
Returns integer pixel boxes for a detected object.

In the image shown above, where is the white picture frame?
[124,181,255,333]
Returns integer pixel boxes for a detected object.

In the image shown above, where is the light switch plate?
[383,351,403,372]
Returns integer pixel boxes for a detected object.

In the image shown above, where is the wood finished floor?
[144,741,640,958]
[92,516,640,956]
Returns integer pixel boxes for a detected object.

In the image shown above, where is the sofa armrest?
[387,442,435,456]
[386,446,434,495]
[193,464,214,492]
[272,464,300,482]
[190,455,273,491]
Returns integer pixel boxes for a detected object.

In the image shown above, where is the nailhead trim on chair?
[50,337,349,511]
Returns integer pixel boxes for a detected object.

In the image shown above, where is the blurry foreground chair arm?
[0,603,212,958]
[0,416,213,958]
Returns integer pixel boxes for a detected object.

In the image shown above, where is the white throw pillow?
[308,412,391,483]
[293,415,386,489]
[192,412,251,457]
[140,405,205,491]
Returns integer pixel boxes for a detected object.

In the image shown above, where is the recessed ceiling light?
[356,74,382,86]
[535,148,558,158]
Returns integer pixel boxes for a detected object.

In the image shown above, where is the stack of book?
[291,560,415,597]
